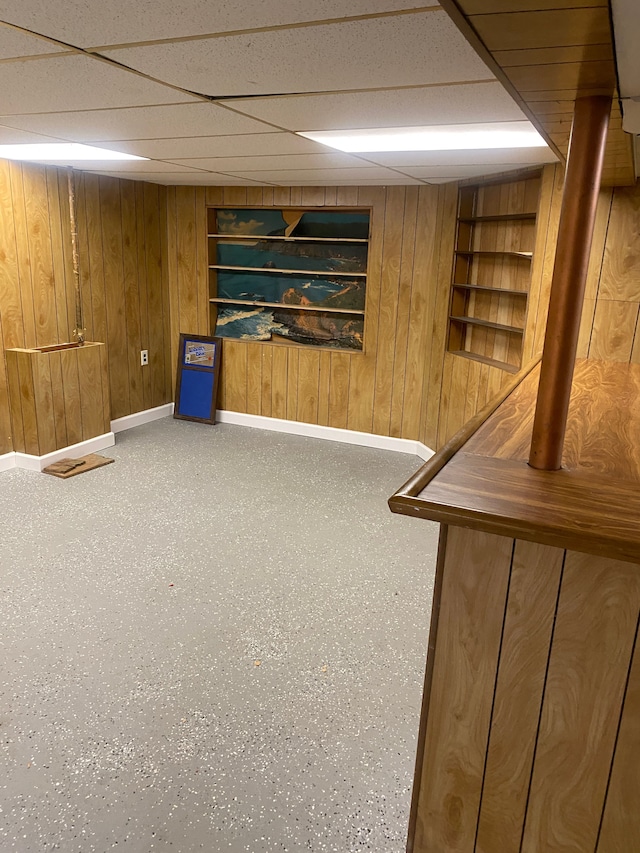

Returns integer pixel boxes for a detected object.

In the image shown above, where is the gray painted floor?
[0,418,439,853]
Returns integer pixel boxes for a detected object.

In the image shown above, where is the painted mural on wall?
[211,209,369,350]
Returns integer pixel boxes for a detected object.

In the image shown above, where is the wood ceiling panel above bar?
[440,0,635,187]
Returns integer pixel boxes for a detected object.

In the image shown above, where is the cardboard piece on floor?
[43,454,114,478]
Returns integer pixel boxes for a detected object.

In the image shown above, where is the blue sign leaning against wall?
[174,334,222,424]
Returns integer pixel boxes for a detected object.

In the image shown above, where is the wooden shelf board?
[458,213,537,223]
[455,250,533,259]
[208,234,369,243]
[448,349,520,373]
[452,283,529,297]
[210,298,364,316]
[449,315,525,335]
[209,264,366,278]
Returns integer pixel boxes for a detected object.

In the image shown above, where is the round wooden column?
[529,95,611,471]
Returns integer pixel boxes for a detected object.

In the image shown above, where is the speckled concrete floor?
[0,418,439,853]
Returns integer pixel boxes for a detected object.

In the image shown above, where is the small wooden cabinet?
[6,342,110,456]
[447,174,541,373]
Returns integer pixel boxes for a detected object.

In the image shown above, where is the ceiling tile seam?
[148,148,550,163]
[0,18,74,50]
[466,6,609,18]
[492,42,611,53]
[500,56,616,70]
[0,20,216,107]
[0,121,94,145]
[0,101,201,119]
[84,6,443,52]
[0,51,78,64]
[213,88,526,138]
[185,163,542,177]
[214,79,499,106]
[222,80,502,105]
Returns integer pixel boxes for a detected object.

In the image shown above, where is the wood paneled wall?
[578,185,640,364]
[9,158,636,460]
[166,171,562,450]
[0,160,171,455]
[410,525,640,853]
[166,184,446,441]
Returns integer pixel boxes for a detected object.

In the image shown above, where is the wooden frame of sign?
[174,333,222,424]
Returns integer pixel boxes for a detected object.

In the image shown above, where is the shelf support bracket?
[528,94,611,471]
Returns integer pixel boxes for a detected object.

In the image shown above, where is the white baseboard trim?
[2,404,432,474]
[111,402,174,433]
[13,432,116,472]
[216,410,435,460]
[0,451,17,472]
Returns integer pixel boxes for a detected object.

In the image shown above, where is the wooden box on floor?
[5,342,111,457]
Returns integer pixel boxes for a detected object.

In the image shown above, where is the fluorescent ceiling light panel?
[0,143,148,161]
[297,122,548,152]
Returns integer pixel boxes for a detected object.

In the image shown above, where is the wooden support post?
[528,95,611,471]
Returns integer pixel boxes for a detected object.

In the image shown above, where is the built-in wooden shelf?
[207,207,370,351]
[449,315,524,335]
[209,264,366,278]
[207,233,368,243]
[454,250,533,259]
[447,175,541,373]
[452,283,528,297]
[447,349,520,373]
[458,212,537,223]
[210,297,365,315]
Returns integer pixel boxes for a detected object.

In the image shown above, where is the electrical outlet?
[141,350,149,366]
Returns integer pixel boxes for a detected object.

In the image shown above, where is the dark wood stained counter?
[390,359,640,563]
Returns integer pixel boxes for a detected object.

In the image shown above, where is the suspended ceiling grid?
[0,1,560,186]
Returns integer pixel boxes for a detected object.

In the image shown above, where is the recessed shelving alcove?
[447,173,542,373]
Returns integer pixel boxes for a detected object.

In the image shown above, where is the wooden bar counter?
[390,359,640,853]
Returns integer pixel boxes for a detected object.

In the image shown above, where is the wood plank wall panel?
[411,527,513,853]
[475,540,564,853]
[6,344,111,456]
[0,160,171,454]
[167,184,444,444]
[409,528,640,853]
[597,621,640,852]
[521,552,640,853]
[578,184,640,364]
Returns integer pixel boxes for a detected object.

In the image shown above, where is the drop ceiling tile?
[1,1,432,48]
[0,24,71,59]
[283,177,426,185]
[155,152,372,171]
[227,82,526,131]
[87,172,269,185]
[103,11,492,97]
[149,133,331,161]
[0,103,279,141]
[219,167,404,182]
[0,125,69,144]
[403,163,544,179]
[70,160,207,173]
[0,55,197,116]
[365,147,558,167]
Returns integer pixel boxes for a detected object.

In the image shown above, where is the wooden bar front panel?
[409,526,640,853]
[5,342,111,456]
